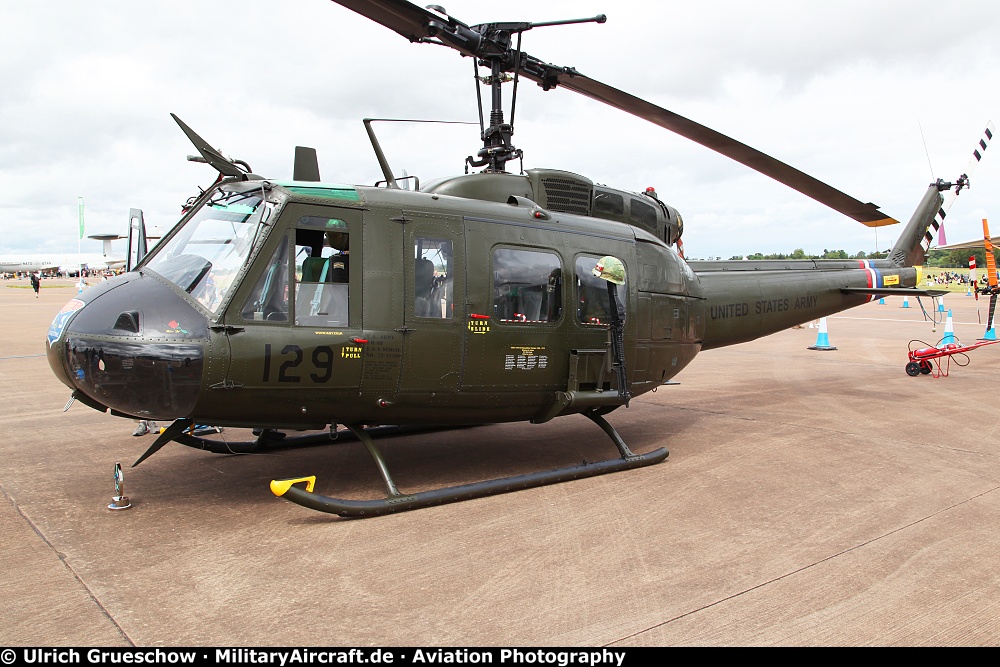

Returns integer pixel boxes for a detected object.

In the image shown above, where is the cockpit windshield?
[144,188,266,312]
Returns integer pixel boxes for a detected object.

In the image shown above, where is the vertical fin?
[888,183,945,267]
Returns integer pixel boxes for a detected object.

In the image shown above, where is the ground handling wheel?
[906,361,922,376]
[919,360,932,374]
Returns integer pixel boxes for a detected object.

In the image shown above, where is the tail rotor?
[925,122,995,255]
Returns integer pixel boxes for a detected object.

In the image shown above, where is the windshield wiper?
[208,187,266,209]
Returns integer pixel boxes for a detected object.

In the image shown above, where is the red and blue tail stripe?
[857,259,883,301]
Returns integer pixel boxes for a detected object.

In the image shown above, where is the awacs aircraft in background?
[0,252,123,275]
[1,213,160,275]
[0,234,125,275]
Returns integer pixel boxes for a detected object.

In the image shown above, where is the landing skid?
[270,411,668,518]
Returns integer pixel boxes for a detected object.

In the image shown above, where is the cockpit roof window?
[297,215,348,230]
[272,181,361,202]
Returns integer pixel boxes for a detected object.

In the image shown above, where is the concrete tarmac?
[2,278,999,646]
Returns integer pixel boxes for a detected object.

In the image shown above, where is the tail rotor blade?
[928,122,995,250]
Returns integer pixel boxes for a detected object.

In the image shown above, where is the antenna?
[363,118,478,187]
[917,119,936,180]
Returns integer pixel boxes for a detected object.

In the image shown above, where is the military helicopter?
[46,0,990,517]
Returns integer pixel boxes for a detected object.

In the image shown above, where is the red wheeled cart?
[906,339,999,377]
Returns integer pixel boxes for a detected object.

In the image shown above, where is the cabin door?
[219,204,366,424]
[398,211,466,397]
[460,219,567,395]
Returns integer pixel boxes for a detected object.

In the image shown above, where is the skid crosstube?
[271,412,668,518]
[170,424,463,455]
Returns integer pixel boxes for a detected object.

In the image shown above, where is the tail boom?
[697,264,920,350]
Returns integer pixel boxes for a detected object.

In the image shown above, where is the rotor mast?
[459,14,607,173]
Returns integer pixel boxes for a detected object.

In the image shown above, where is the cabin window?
[241,235,290,322]
[292,217,350,327]
[594,190,624,216]
[629,198,658,231]
[576,255,626,325]
[492,248,562,323]
[414,237,453,319]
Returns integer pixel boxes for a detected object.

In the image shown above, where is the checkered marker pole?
[967,255,975,296]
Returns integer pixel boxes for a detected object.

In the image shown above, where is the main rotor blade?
[331,0,898,226]
[332,0,472,47]
[520,69,897,227]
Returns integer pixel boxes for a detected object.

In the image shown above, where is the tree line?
[728,247,999,267]
[731,249,888,261]
[925,247,1000,268]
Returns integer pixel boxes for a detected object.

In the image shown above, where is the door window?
[293,216,350,327]
[576,255,626,325]
[241,235,290,322]
[414,237,454,319]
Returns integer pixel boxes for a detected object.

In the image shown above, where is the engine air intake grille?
[541,177,592,216]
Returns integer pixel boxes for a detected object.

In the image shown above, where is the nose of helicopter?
[47,272,208,420]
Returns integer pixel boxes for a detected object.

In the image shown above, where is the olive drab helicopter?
[47,0,993,517]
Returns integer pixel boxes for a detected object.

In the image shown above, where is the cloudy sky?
[3,0,998,260]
